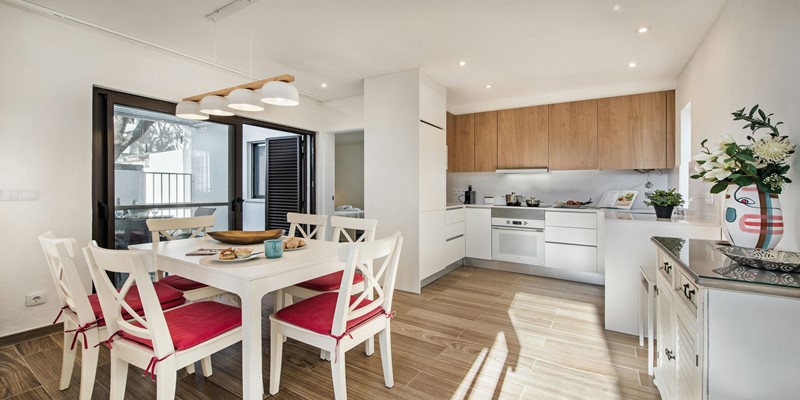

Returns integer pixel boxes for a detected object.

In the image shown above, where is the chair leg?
[78,333,100,400]
[269,322,284,395]
[109,352,129,400]
[274,289,284,311]
[59,322,77,390]
[155,359,177,400]
[379,325,394,388]
[320,349,331,361]
[200,356,213,377]
[185,362,195,375]
[331,350,347,400]
[365,336,374,356]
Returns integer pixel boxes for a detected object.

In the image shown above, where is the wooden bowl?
[207,229,283,245]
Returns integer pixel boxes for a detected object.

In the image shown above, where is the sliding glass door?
[92,89,236,250]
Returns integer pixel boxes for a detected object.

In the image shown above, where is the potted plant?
[644,188,685,219]
[691,105,795,249]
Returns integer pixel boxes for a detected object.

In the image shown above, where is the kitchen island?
[651,237,800,400]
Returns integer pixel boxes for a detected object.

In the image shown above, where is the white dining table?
[129,237,341,399]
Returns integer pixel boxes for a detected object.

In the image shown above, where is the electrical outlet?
[450,189,462,195]
[25,291,46,307]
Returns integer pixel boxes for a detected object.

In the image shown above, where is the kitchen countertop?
[605,210,720,227]
[446,203,603,213]
[651,236,800,298]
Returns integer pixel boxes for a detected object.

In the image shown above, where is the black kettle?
[458,185,476,204]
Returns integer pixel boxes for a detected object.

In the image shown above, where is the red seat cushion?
[296,271,365,292]
[121,301,241,351]
[87,282,186,326]
[274,292,385,336]
[159,275,208,291]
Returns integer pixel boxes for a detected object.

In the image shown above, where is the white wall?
[0,5,362,336]
[676,0,800,251]
[334,138,365,210]
[448,170,669,210]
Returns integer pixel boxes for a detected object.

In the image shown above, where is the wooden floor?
[0,266,660,399]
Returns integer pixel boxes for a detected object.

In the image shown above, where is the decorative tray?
[716,246,800,273]
[553,199,593,209]
[207,229,283,245]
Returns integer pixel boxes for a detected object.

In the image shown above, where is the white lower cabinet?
[419,210,446,280]
[465,208,491,259]
[544,242,597,272]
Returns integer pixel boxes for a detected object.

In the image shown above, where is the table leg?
[240,287,264,399]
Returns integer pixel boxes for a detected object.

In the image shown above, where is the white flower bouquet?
[692,105,795,194]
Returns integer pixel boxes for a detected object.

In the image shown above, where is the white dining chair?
[280,216,378,358]
[273,213,330,312]
[38,232,189,400]
[269,232,404,400]
[147,215,227,301]
[84,242,243,400]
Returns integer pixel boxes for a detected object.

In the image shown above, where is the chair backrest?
[287,213,327,240]
[146,215,215,277]
[38,231,95,325]
[330,232,404,337]
[83,242,174,357]
[331,216,378,243]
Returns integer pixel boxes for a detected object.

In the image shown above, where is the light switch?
[0,188,38,201]
[19,189,38,201]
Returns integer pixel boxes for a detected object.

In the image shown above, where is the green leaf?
[711,181,729,194]
[734,177,752,186]
[758,109,767,120]
[727,173,742,180]
[690,174,702,180]
[737,152,755,162]
[749,104,759,116]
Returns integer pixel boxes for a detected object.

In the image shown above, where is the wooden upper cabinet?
[497,106,548,168]
[548,100,598,170]
[665,90,676,168]
[597,91,667,169]
[474,111,498,172]
[449,113,475,172]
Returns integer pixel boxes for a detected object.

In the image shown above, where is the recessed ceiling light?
[320,83,328,88]
[458,60,467,67]
[613,4,622,12]
[637,26,651,34]
[627,62,638,68]
[485,84,493,89]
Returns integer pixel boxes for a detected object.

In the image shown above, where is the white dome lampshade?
[199,95,235,116]
[227,88,265,112]
[175,101,209,120]
[260,80,299,106]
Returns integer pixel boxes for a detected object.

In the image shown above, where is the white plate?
[283,245,308,252]
[211,253,261,262]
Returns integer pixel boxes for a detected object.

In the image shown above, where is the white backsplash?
[447,169,671,210]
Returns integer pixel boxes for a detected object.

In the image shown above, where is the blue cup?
[264,239,283,259]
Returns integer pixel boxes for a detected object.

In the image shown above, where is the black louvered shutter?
[265,136,305,231]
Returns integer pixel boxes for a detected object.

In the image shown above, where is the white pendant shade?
[199,95,235,116]
[227,88,265,112]
[260,81,300,106]
[175,101,209,120]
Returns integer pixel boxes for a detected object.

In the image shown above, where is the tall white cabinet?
[364,69,447,293]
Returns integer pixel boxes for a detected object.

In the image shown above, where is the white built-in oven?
[491,208,546,265]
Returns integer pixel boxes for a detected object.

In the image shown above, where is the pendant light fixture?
[261,80,300,106]
[199,18,234,116]
[226,1,264,112]
[175,100,209,120]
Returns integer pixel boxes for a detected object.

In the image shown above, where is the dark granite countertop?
[651,236,800,298]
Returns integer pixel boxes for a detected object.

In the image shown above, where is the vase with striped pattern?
[723,184,783,249]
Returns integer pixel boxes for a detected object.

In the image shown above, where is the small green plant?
[644,188,685,207]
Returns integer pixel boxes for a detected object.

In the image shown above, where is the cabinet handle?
[663,262,672,274]
[665,348,676,360]
[654,285,659,296]
[683,283,696,301]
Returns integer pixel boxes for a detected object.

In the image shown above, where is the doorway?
[333,131,364,217]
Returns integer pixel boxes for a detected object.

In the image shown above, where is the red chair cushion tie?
[296,271,365,292]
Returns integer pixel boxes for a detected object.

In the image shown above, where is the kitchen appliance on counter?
[504,192,524,206]
[484,196,495,204]
[459,185,476,204]
[491,207,545,265]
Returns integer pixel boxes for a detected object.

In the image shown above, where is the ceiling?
[24,0,727,113]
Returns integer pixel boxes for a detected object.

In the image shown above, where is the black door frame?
[91,86,316,247]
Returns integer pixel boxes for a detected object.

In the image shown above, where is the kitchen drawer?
[445,221,465,240]
[545,242,597,273]
[545,211,597,229]
[678,272,699,311]
[446,207,466,224]
[445,235,465,265]
[545,226,596,246]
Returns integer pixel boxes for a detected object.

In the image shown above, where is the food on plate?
[234,248,253,259]
[283,237,306,249]
[219,248,236,260]
[554,198,593,208]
